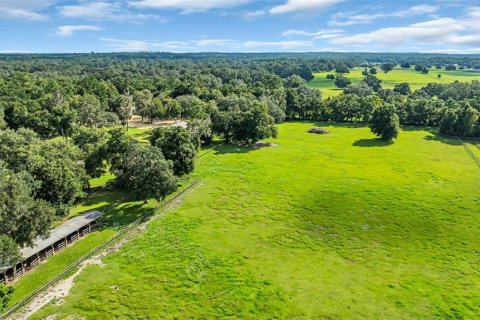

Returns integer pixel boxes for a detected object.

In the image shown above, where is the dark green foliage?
[0,129,87,216]
[307,127,329,134]
[344,83,374,97]
[133,89,154,122]
[31,141,88,215]
[362,74,382,92]
[393,83,411,95]
[0,236,21,269]
[188,118,213,149]
[104,128,134,172]
[401,62,411,69]
[260,94,286,124]
[150,126,197,176]
[114,144,177,201]
[71,126,109,178]
[439,109,458,135]
[213,95,277,143]
[369,67,377,74]
[380,63,395,73]
[0,165,55,248]
[369,104,400,141]
[334,63,350,74]
[326,74,335,79]
[334,74,351,88]
[0,284,14,312]
[118,91,136,129]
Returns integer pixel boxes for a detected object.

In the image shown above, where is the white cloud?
[424,48,480,54]
[0,49,35,53]
[58,2,159,22]
[0,0,54,20]
[100,37,316,52]
[128,0,252,14]
[100,38,152,51]
[282,29,343,40]
[99,37,237,51]
[270,0,343,14]
[423,48,480,54]
[242,10,266,20]
[329,4,439,26]
[330,17,480,47]
[57,25,102,37]
[193,39,238,46]
[244,40,313,49]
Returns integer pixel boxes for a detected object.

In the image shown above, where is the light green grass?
[88,172,116,189]
[309,67,480,98]
[8,192,160,309]
[126,127,151,143]
[8,230,117,308]
[31,123,480,319]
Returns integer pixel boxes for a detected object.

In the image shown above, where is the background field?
[31,123,480,319]
[309,67,480,98]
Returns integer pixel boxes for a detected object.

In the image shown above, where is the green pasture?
[31,122,480,319]
[309,67,480,98]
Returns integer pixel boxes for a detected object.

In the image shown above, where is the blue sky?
[0,0,479,53]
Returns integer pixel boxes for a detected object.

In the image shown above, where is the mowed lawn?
[309,67,480,98]
[32,123,480,319]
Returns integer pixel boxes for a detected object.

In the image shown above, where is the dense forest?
[1,52,480,306]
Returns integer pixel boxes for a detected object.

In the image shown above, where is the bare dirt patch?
[128,115,187,129]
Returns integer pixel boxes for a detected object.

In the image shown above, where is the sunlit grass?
[31,122,480,319]
[309,67,480,98]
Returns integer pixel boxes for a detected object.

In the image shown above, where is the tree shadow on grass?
[423,134,462,146]
[101,202,154,226]
[353,138,394,147]
[313,121,365,129]
[214,144,255,155]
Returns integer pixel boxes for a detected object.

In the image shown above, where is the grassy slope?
[6,127,161,309]
[309,67,480,98]
[32,123,480,319]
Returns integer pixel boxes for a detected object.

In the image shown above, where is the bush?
[308,127,330,134]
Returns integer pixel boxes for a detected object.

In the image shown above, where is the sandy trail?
[12,256,103,320]
[128,115,187,129]
[10,183,199,319]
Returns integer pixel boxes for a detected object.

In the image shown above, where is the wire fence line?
[197,142,223,160]
[459,138,480,169]
[1,179,200,320]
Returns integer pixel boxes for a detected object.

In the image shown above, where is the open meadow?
[309,67,480,98]
[30,122,480,319]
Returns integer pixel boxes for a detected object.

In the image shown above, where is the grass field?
[309,67,480,98]
[30,122,480,319]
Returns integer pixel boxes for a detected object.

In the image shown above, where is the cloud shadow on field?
[352,138,393,147]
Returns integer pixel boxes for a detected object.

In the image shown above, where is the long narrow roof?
[20,210,103,260]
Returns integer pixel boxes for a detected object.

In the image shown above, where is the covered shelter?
[1,210,103,283]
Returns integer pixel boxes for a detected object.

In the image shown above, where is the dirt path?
[12,256,103,320]
[128,115,187,129]
[10,182,200,319]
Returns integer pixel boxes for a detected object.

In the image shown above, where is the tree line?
[1,54,479,307]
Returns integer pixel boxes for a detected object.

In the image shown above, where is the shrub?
[308,127,330,134]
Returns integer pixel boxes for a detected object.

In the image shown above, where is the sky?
[0,0,479,54]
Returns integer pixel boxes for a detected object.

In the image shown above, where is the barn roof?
[20,210,103,260]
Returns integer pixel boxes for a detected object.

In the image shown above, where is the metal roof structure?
[20,210,103,260]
